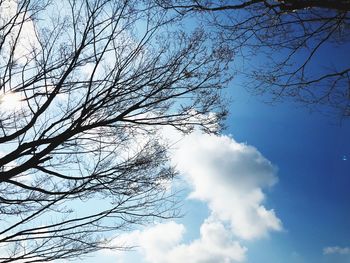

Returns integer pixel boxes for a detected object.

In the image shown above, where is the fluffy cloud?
[109,132,282,263]
[323,246,350,255]
[172,133,282,240]
[113,220,247,263]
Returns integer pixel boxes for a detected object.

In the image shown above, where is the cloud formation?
[0,0,39,64]
[323,246,350,255]
[110,132,282,262]
[173,133,282,240]
[114,220,247,263]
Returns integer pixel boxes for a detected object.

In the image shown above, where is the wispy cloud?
[323,246,350,255]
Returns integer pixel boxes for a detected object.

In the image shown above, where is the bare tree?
[0,0,231,261]
[157,0,350,117]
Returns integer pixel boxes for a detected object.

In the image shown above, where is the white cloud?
[166,219,247,263]
[0,0,17,21]
[323,246,350,255]
[172,133,282,240]
[108,131,282,262]
[113,220,247,263]
[0,0,39,64]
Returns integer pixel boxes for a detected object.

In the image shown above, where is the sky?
[77,74,350,263]
[226,84,350,263]
[1,1,350,262]
[79,9,350,263]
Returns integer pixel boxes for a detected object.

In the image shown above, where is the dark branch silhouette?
[157,0,350,117]
[0,0,231,261]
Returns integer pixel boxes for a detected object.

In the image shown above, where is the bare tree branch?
[0,0,231,261]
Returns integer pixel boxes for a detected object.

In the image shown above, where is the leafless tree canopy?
[158,0,350,117]
[0,0,231,261]
[3,0,348,261]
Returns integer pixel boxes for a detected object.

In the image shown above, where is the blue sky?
[79,75,350,263]
[1,1,349,262]
[228,83,350,263]
[74,11,350,257]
